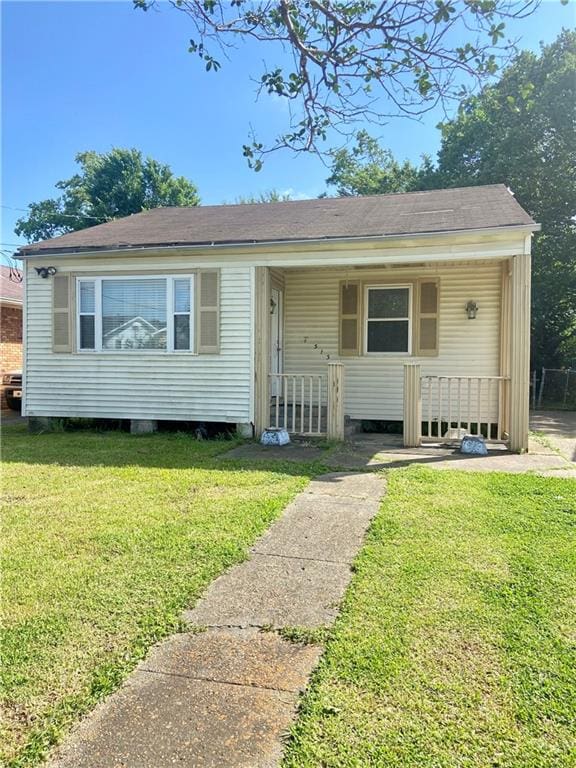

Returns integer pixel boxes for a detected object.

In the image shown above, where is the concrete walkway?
[530,410,576,462]
[47,472,385,768]
[226,430,576,478]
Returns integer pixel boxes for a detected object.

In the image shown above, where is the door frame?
[270,286,284,397]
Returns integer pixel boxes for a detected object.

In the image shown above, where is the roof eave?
[18,222,541,259]
[0,297,23,307]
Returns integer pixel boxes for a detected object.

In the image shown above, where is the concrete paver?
[224,441,326,464]
[305,470,384,500]
[184,553,353,629]
[530,410,576,462]
[253,496,379,562]
[367,448,575,475]
[48,670,299,768]
[142,629,322,692]
[536,468,576,479]
[48,471,386,768]
[225,432,576,476]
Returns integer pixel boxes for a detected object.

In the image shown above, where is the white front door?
[270,288,283,397]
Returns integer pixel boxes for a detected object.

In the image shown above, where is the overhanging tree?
[134,0,544,168]
[323,30,576,369]
[435,30,576,370]
[15,148,200,242]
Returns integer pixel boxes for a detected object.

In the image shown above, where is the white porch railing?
[269,373,325,435]
[420,374,509,443]
[268,363,345,439]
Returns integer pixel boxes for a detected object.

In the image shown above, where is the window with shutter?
[197,270,220,354]
[365,285,412,354]
[416,279,439,356]
[339,281,360,356]
[53,274,72,352]
[74,275,195,352]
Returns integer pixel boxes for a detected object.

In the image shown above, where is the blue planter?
[260,428,290,446]
[460,434,488,455]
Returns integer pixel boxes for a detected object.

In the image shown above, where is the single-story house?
[18,184,538,451]
[1,265,23,410]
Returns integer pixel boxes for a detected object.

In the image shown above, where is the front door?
[270,287,283,397]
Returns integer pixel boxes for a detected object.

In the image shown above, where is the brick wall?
[1,304,23,409]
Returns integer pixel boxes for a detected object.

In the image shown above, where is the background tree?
[233,189,292,204]
[134,0,544,168]
[323,31,576,371]
[435,30,576,370]
[325,130,435,196]
[15,148,200,242]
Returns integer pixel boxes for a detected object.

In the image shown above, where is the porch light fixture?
[270,296,277,314]
[35,266,57,278]
[465,300,478,320]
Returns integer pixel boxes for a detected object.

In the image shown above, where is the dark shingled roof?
[19,184,537,256]
[0,265,23,303]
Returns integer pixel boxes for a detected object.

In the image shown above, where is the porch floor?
[226,431,575,477]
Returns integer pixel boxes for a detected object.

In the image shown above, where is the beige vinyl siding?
[24,259,253,422]
[283,262,502,421]
[269,268,285,291]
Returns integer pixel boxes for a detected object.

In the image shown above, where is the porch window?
[365,285,412,354]
[76,275,195,352]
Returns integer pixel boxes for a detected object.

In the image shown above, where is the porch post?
[253,266,270,437]
[327,362,345,441]
[499,260,512,438]
[403,363,421,448]
[509,251,531,453]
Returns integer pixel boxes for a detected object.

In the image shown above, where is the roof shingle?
[19,184,537,256]
[0,265,23,303]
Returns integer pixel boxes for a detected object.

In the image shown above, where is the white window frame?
[76,275,195,354]
[78,279,99,352]
[364,284,413,356]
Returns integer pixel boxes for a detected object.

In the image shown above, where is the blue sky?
[1,0,574,258]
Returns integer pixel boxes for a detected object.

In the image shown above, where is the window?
[365,285,412,354]
[416,280,439,355]
[173,278,192,351]
[78,280,96,350]
[102,278,167,351]
[77,276,195,352]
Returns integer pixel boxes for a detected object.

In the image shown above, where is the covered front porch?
[253,238,531,452]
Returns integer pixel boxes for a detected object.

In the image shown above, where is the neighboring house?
[18,185,538,451]
[103,316,167,350]
[1,265,23,409]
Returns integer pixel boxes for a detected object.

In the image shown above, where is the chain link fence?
[531,368,576,410]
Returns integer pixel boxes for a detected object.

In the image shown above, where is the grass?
[4,425,575,768]
[1,424,320,768]
[283,467,576,768]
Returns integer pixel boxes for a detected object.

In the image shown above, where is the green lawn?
[3,426,576,768]
[283,468,576,768]
[1,425,316,768]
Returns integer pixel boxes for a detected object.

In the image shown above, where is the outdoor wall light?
[270,296,277,314]
[35,266,57,278]
[465,300,478,319]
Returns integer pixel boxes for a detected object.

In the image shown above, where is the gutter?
[0,298,23,307]
[18,223,541,259]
